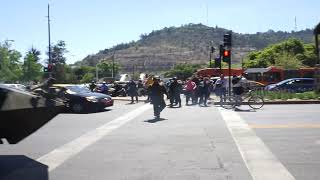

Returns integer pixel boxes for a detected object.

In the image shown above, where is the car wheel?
[71,103,84,113]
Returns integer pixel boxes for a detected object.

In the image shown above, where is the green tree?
[300,44,318,67]
[48,41,68,82]
[51,40,68,64]
[22,48,42,82]
[0,42,22,82]
[275,52,302,69]
[80,73,95,83]
[73,65,95,81]
[97,60,121,78]
[243,38,317,68]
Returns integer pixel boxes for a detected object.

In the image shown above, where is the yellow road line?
[249,124,320,129]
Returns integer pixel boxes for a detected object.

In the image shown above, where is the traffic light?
[43,64,53,72]
[222,49,231,62]
[223,33,232,47]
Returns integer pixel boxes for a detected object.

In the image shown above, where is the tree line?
[242,38,318,69]
[0,40,121,84]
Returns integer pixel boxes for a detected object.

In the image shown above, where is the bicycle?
[220,89,264,110]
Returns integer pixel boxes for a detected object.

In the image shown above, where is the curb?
[213,100,320,105]
[113,97,320,104]
[263,100,320,104]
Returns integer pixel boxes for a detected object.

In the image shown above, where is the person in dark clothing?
[199,77,211,106]
[127,80,138,103]
[89,81,96,92]
[168,77,182,107]
[148,77,168,119]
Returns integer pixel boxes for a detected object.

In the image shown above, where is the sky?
[0,0,319,64]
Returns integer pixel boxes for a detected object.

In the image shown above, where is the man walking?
[168,77,182,107]
[148,77,168,119]
[127,80,138,103]
[199,77,211,106]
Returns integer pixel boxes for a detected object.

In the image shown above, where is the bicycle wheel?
[221,95,236,109]
[248,96,264,109]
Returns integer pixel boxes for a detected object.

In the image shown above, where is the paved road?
[1,100,319,180]
[236,104,320,180]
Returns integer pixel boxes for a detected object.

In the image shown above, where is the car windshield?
[66,86,91,93]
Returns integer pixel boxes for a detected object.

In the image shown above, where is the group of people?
[87,73,249,119]
[145,76,216,119]
[184,77,212,107]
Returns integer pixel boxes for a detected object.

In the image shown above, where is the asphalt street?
[1,100,319,180]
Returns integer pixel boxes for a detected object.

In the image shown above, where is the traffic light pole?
[209,46,214,68]
[209,51,212,68]
[316,34,319,63]
[228,53,231,96]
[224,31,232,96]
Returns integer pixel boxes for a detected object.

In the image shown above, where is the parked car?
[265,78,315,93]
[33,84,113,113]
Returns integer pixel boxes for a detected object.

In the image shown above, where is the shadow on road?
[234,107,256,112]
[144,118,167,123]
[62,108,112,114]
[125,102,139,105]
[167,106,182,108]
[0,155,48,180]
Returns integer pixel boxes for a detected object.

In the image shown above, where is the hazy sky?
[1,0,319,64]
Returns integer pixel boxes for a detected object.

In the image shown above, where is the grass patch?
[264,91,320,100]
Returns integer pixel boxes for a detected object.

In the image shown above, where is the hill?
[76,23,314,72]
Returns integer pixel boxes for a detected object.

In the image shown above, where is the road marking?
[249,124,320,129]
[37,104,151,172]
[218,107,296,180]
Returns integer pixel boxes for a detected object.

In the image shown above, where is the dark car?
[34,84,113,113]
[265,78,315,93]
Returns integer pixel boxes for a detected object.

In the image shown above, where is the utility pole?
[209,50,212,68]
[112,50,116,80]
[47,4,52,77]
[316,34,319,63]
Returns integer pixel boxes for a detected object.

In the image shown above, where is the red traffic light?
[48,64,53,71]
[223,50,230,57]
